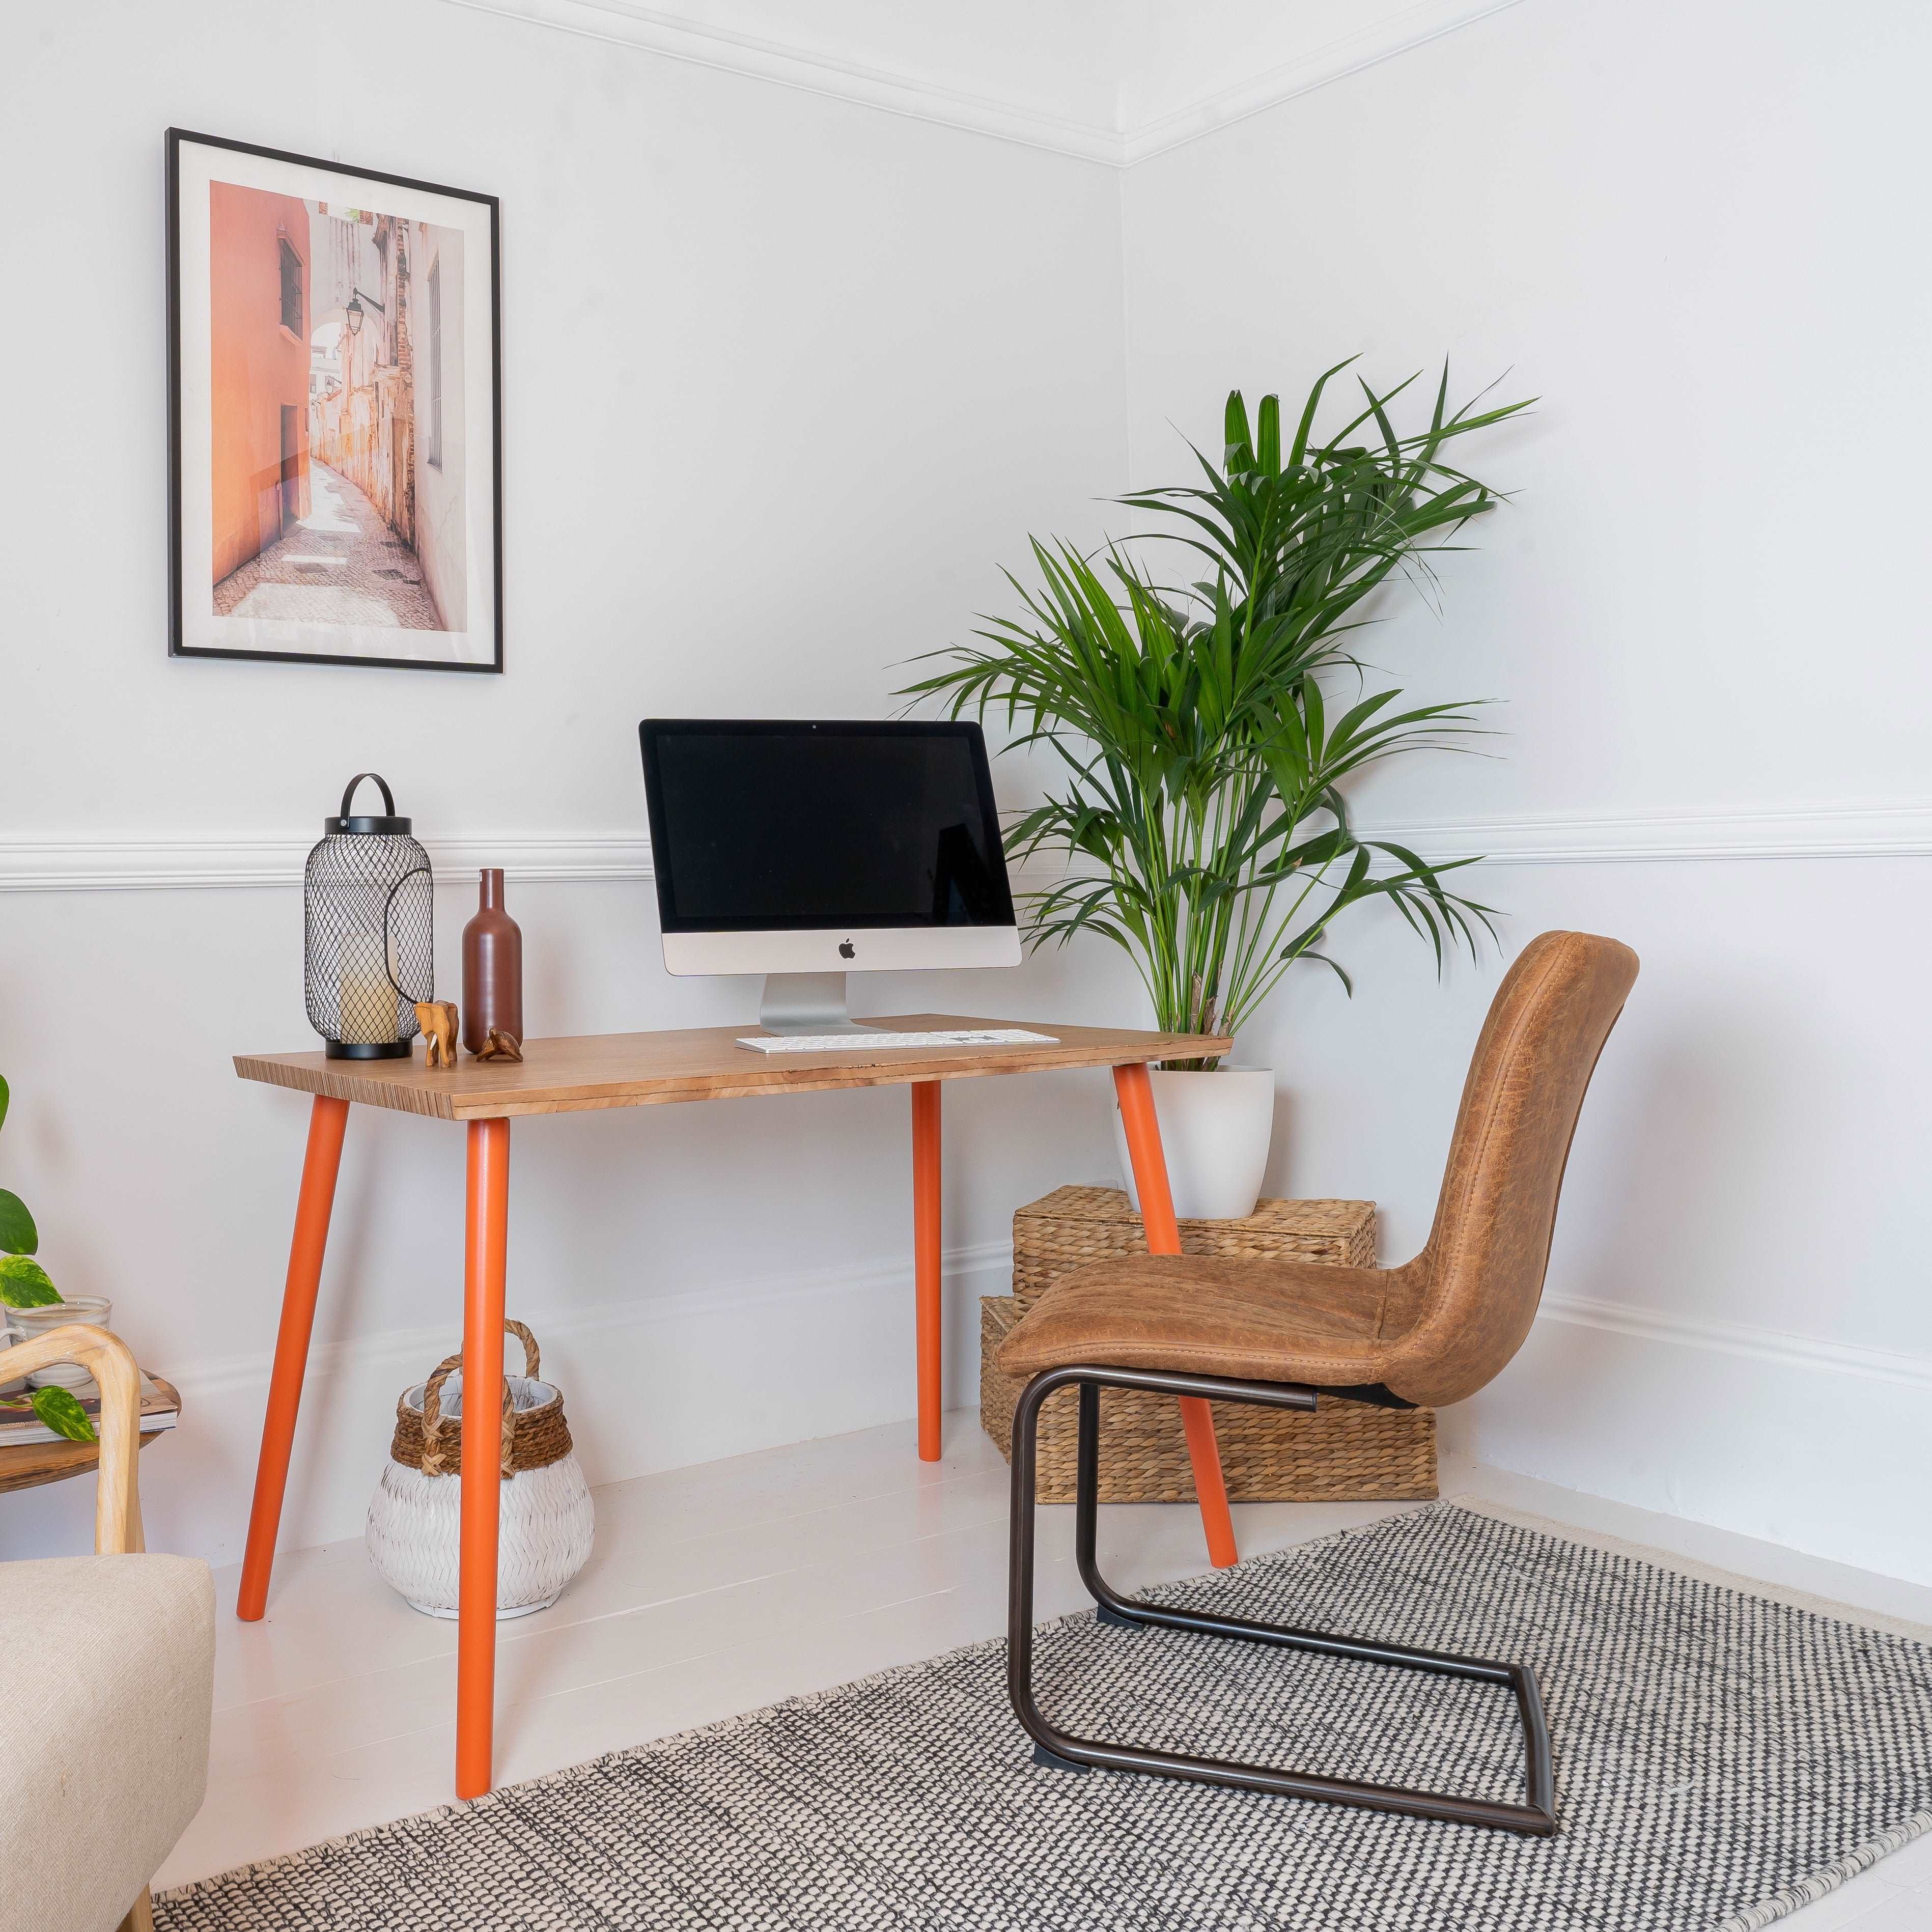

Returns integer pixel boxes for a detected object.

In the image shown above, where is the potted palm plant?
[906,360,1527,1217]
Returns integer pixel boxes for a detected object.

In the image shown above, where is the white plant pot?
[1113,1068,1276,1222]
[366,1372,595,1620]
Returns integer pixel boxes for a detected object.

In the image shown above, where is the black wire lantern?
[304,774,435,1059]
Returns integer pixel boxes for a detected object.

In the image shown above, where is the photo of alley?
[208,183,466,633]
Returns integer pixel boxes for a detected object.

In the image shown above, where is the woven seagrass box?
[982,1185,1437,1504]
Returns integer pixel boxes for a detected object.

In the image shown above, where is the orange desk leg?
[456,1116,511,1801]
[912,1080,943,1462]
[237,1095,350,1621]
[1111,1061,1239,1570]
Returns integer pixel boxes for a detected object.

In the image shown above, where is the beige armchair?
[0,1325,214,1932]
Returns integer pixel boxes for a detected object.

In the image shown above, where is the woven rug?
[157,1504,1932,1931]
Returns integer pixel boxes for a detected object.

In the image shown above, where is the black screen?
[640,721,1016,933]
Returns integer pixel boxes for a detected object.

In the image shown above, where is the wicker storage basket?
[366,1319,595,1619]
[1011,1185,1376,1310]
[983,1186,1436,1504]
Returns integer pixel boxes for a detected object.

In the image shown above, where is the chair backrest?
[1380,931,1639,1408]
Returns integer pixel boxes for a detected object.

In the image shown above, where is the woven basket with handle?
[982,1186,1437,1504]
[366,1319,595,1619]
[390,1320,574,1477]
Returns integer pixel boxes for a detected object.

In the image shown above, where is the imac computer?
[639,718,1025,1042]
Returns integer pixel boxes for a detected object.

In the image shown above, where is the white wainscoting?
[25,1237,1916,1578]
[16,1184,1920,1576]
[6,808,1929,1584]
[1538,1291,1932,1397]
[0,1236,1018,1566]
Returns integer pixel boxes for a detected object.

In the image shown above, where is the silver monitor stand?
[758,971,876,1035]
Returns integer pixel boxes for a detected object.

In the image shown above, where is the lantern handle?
[340,772,398,820]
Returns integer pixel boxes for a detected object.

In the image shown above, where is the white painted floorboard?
[161,1413,1932,1927]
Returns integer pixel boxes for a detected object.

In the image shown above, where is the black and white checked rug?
[157,1504,1932,1931]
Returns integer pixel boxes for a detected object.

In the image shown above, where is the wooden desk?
[234,1014,1233,1799]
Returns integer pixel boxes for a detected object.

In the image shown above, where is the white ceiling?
[442,0,1525,163]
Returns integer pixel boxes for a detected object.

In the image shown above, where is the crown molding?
[1119,0,1528,164]
[434,0,1529,169]
[4,801,1930,893]
[437,0,1125,164]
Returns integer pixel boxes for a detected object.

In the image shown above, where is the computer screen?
[640,720,1016,934]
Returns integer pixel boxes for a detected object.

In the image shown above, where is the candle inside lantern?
[338,930,401,1045]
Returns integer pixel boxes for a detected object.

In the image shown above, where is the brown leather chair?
[997,930,1639,1836]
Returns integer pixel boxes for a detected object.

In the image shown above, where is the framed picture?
[166,129,502,673]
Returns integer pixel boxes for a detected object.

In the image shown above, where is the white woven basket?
[366,1324,595,1620]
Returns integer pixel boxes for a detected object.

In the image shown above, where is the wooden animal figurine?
[415,1001,460,1069]
[476,1027,524,1063]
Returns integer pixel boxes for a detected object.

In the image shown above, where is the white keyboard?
[736,1028,1060,1055]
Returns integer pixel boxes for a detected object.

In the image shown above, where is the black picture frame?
[165,128,503,674]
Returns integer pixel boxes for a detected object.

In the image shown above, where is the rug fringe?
[1715,1810,1932,1931]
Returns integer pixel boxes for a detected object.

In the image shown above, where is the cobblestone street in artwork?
[213,462,444,630]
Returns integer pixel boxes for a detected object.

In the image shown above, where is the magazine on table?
[0,1372,178,1446]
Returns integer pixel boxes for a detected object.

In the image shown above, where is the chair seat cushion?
[992,1252,1403,1387]
[0,1553,214,1932]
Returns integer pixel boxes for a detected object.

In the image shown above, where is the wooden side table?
[0,1377,181,1496]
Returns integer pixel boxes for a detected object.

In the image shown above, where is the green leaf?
[1223,390,1254,473]
[1256,393,1280,475]
[0,1255,60,1308]
[0,1189,38,1256]
[30,1385,97,1444]
[0,1073,9,1137]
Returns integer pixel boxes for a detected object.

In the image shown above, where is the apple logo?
[838,939,856,959]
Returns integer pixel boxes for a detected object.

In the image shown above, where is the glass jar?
[8,1297,114,1390]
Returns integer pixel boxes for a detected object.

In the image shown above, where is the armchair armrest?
[2,1324,144,1554]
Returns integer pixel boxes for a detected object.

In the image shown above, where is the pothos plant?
[903,359,1528,1069]
[0,1074,97,1443]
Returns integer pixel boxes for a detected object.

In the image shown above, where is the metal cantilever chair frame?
[1007,1363,1557,1838]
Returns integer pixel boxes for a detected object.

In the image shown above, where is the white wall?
[0,0,1136,1562]
[1121,0,1932,1583]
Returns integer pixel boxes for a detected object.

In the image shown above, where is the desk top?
[234,1016,1233,1120]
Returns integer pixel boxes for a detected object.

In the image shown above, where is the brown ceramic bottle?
[461,869,523,1054]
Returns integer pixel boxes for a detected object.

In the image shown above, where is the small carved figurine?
[415,1001,460,1069]
[476,1027,524,1063]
